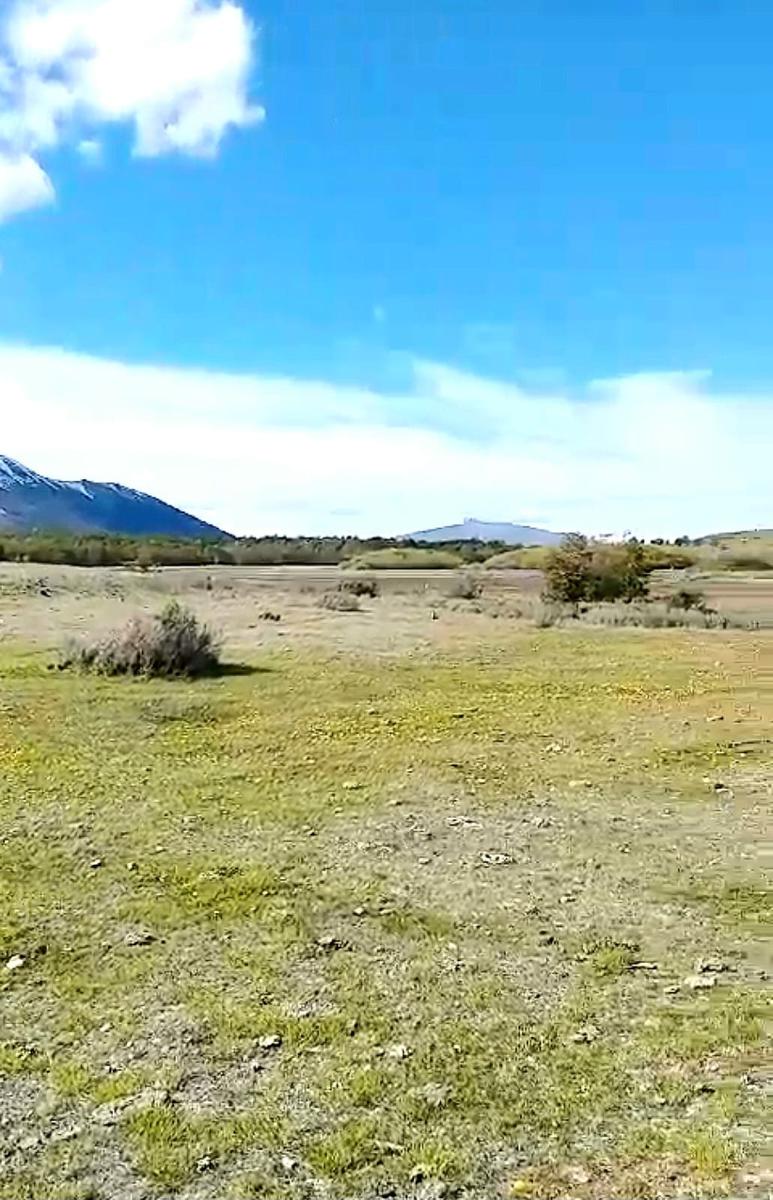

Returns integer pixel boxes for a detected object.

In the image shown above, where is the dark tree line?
[0,531,511,568]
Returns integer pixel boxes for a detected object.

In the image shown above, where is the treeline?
[0,531,511,568]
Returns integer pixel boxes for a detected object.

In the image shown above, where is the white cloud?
[76,137,102,162]
[0,150,53,220]
[0,0,261,221]
[0,342,771,538]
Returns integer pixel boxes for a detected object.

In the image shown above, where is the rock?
[386,1042,412,1061]
[89,858,103,869]
[479,851,513,867]
[570,1024,600,1044]
[353,906,366,917]
[50,1124,83,1144]
[258,1034,282,1050]
[124,931,155,947]
[5,954,26,971]
[628,961,659,972]
[342,781,363,791]
[695,957,729,974]
[317,934,344,951]
[684,973,718,990]
[418,856,431,866]
[280,1154,298,1172]
[564,1166,591,1185]
[196,1155,215,1173]
[663,984,680,995]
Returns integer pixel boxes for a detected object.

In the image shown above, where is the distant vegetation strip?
[1,530,772,571]
[0,532,506,568]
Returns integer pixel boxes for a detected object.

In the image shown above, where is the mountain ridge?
[0,454,228,539]
[407,518,563,546]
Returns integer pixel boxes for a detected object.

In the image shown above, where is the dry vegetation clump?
[319,590,361,612]
[338,577,379,598]
[447,571,483,600]
[60,600,221,678]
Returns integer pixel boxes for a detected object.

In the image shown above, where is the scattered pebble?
[684,973,718,990]
[317,934,344,951]
[89,859,103,870]
[124,931,156,947]
[628,961,659,972]
[353,906,366,917]
[418,856,431,866]
[695,957,729,974]
[479,851,513,867]
[386,1042,412,1061]
[280,1154,298,1172]
[196,1155,215,1174]
[5,954,26,972]
[258,1034,282,1050]
[570,1024,600,1044]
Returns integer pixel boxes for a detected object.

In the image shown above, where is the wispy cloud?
[0,0,262,221]
[0,342,771,537]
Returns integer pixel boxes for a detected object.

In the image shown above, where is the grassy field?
[0,565,771,1200]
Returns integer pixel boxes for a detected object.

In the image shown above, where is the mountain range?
[0,455,228,539]
[408,518,563,546]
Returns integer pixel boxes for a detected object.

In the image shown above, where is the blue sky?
[1,0,772,535]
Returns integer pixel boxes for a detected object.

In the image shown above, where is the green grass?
[0,627,770,1198]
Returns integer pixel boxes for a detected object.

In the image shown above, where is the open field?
[0,565,771,1200]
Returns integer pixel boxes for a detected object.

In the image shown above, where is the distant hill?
[0,454,228,539]
[407,518,563,546]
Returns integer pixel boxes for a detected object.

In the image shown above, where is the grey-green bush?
[61,600,221,678]
[319,591,361,612]
[338,577,379,598]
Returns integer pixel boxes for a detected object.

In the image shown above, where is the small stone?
[684,973,718,990]
[5,954,26,971]
[258,1034,282,1050]
[418,856,431,866]
[50,1124,82,1144]
[628,961,659,972]
[126,862,138,872]
[342,781,363,791]
[317,934,343,951]
[570,1024,600,1044]
[89,858,103,870]
[386,1042,412,1061]
[479,851,513,867]
[280,1154,298,1172]
[353,906,366,917]
[664,984,680,995]
[124,931,155,947]
[196,1155,215,1174]
[564,1166,591,1185]
[695,957,728,974]
[569,779,592,789]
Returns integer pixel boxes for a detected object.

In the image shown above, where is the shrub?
[319,591,361,612]
[346,548,462,570]
[338,578,379,599]
[543,536,649,604]
[447,572,483,600]
[61,601,221,678]
[483,547,551,570]
[669,588,706,612]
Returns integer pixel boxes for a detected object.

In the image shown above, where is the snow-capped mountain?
[0,455,228,539]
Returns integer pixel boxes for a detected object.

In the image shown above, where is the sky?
[0,0,772,537]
